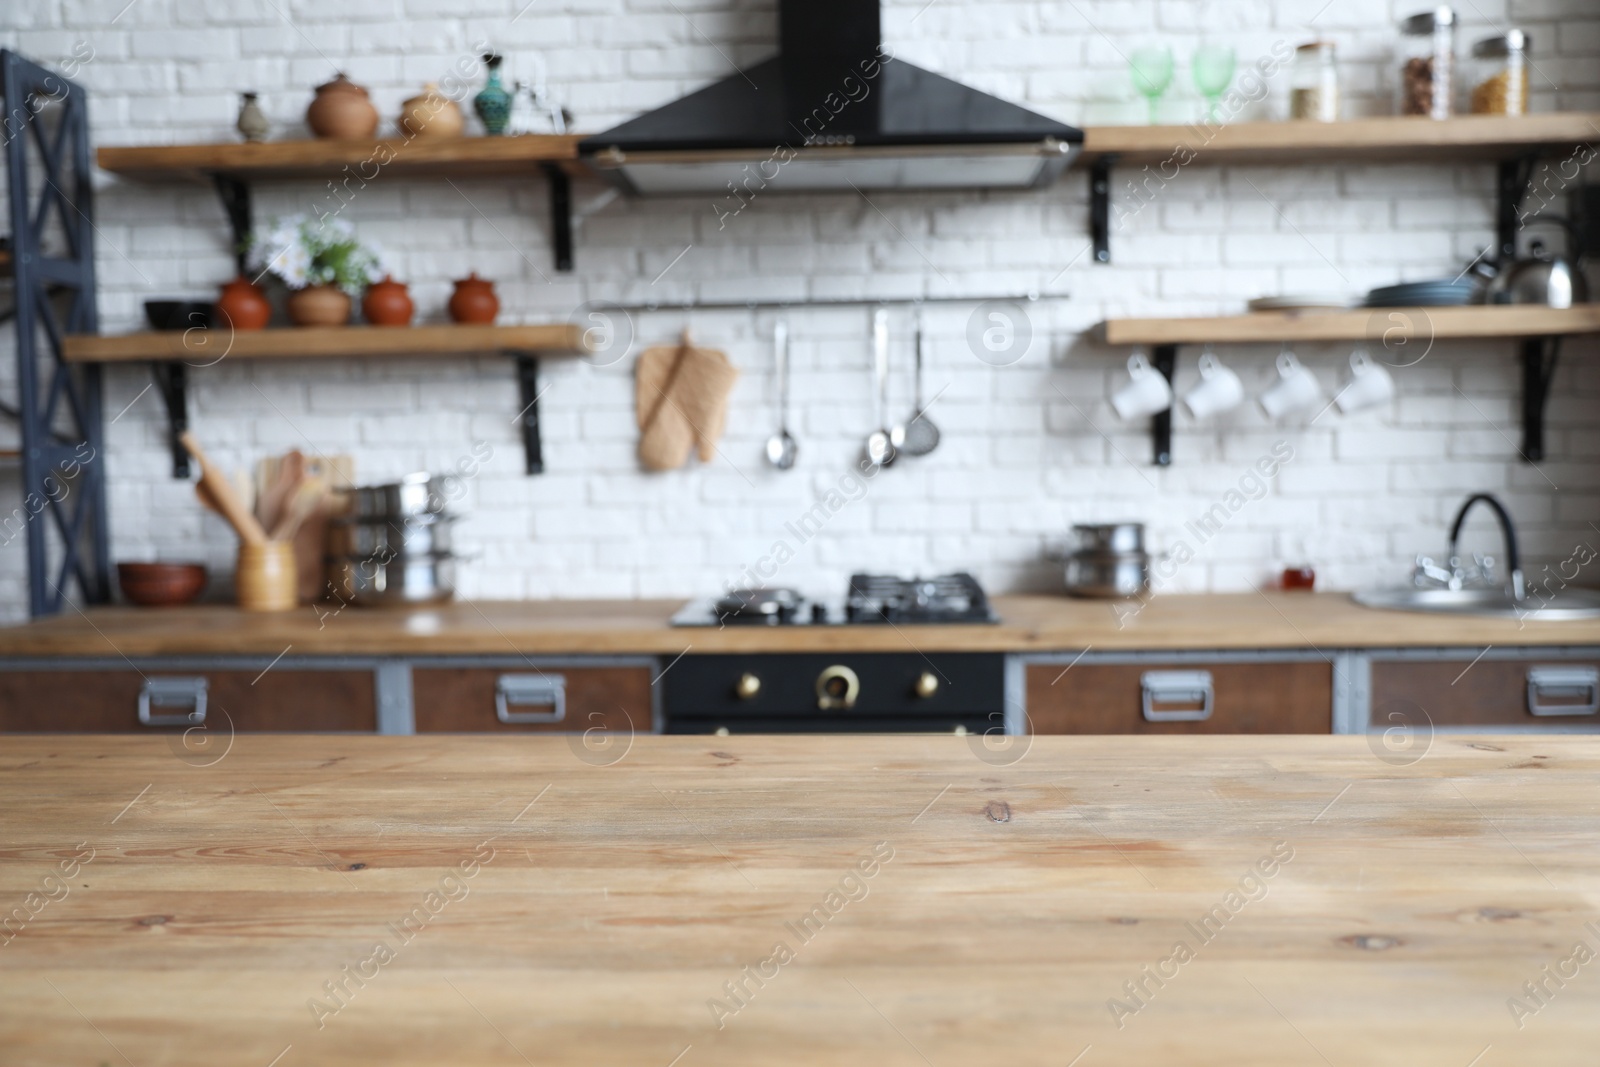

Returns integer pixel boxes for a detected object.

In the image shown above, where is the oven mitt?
[636,332,738,471]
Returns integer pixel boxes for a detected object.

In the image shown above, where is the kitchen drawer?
[1371,658,1600,726]
[1025,660,1332,734]
[411,666,652,733]
[0,668,376,732]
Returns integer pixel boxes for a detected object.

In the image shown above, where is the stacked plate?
[1247,294,1350,312]
[1363,279,1476,307]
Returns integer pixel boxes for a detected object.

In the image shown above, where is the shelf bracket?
[1520,336,1559,463]
[542,163,573,273]
[1151,344,1177,466]
[509,352,544,475]
[210,173,252,274]
[1089,155,1115,265]
[150,361,190,478]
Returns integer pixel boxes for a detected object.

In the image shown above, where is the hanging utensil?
[891,309,940,457]
[764,318,797,470]
[865,307,895,468]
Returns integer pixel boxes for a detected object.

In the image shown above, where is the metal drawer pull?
[495,674,567,724]
[138,677,208,727]
[1526,667,1600,717]
[1141,670,1214,722]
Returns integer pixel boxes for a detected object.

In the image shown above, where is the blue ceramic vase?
[474,54,512,136]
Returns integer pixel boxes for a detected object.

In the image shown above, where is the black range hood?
[579,0,1082,195]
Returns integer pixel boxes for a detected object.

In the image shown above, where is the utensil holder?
[237,542,298,612]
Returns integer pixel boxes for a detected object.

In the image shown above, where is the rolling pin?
[179,431,269,546]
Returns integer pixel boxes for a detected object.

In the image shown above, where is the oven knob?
[734,672,761,700]
[914,671,940,699]
[816,665,860,711]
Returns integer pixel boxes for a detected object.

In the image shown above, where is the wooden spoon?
[180,431,268,546]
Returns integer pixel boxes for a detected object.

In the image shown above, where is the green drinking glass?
[1192,44,1236,123]
[1129,46,1175,125]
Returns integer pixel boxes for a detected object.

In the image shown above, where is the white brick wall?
[2,0,1599,617]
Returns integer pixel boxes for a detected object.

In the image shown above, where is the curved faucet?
[1447,493,1525,601]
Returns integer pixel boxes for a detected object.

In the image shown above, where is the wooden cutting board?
[2,735,1597,1066]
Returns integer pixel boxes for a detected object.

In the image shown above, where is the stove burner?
[846,572,995,624]
[715,587,802,625]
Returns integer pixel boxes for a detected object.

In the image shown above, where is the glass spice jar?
[1398,5,1457,119]
[1470,30,1530,115]
[1290,41,1340,121]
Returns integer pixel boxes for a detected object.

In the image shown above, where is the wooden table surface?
[4,592,1600,657]
[3,735,1597,1066]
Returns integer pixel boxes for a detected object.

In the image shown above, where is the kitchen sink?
[1353,586,1600,621]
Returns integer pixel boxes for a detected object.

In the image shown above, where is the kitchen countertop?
[3,734,1595,1065]
[2,592,1599,658]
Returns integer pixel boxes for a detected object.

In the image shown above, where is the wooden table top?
[3,735,1597,1066]
[4,592,1599,658]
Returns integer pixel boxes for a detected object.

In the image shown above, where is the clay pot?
[398,83,464,138]
[361,275,414,327]
[448,273,499,324]
[306,73,379,139]
[214,276,271,331]
[286,284,352,327]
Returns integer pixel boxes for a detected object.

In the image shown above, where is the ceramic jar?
[399,83,464,138]
[214,276,271,330]
[473,54,513,135]
[286,285,351,327]
[306,73,379,139]
[236,91,270,142]
[448,274,499,324]
[362,275,414,327]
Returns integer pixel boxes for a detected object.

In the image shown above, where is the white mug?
[1183,351,1245,420]
[1259,350,1323,420]
[1334,349,1396,414]
[1111,352,1174,421]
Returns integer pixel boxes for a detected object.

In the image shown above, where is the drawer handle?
[139,677,208,727]
[495,674,567,724]
[1526,667,1600,717]
[1141,670,1213,722]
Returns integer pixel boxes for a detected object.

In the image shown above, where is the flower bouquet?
[245,216,383,327]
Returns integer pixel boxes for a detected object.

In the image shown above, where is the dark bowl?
[117,562,208,607]
[143,300,214,332]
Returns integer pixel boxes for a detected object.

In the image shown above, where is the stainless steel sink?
[1353,586,1600,621]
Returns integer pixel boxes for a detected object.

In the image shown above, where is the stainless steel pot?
[326,513,455,558]
[326,552,455,606]
[348,472,459,520]
[1063,551,1150,599]
[1072,522,1145,555]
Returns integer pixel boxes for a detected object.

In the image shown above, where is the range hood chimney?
[579,0,1081,195]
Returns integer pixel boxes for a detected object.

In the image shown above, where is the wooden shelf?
[1103,305,1600,346]
[1080,113,1600,166]
[61,322,591,364]
[96,134,589,182]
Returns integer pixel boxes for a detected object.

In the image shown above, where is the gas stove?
[670,572,999,627]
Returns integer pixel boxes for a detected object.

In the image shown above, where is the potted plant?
[245,216,383,327]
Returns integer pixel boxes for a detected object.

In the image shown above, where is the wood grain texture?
[1372,658,1600,726]
[411,666,651,733]
[0,669,375,731]
[96,134,587,181]
[1026,661,1331,734]
[1080,112,1600,165]
[62,323,591,363]
[1103,305,1600,345]
[1,734,1597,1066]
[2,593,1599,658]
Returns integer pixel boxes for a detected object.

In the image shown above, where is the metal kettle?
[1487,238,1589,308]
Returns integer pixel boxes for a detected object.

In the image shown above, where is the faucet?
[1432,493,1526,601]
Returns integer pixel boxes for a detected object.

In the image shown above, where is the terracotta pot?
[448,273,499,324]
[361,275,414,327]
[214,275,271,331]
[306,73,379,139]
[286,284,351,327]
[398,83,464,138]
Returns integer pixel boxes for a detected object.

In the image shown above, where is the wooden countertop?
[3,592,1599,658]
[3,734,1597,1065]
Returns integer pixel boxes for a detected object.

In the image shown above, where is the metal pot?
[1063,551,1150,599]
[348,472,459,520]
[1072,522,1145,555]
[1487,238,1589,308]
[326,513,455,558]
[325,551,455,606]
